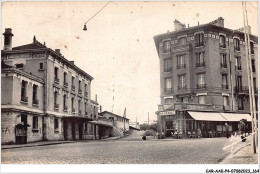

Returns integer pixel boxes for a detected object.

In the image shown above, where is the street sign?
[159,110,175,116]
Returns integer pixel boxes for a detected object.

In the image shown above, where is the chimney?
[210,17,224,28]
[69,61,74,65]
[174,19,186,31]
[3,28,14,51]
[55,49,61,54]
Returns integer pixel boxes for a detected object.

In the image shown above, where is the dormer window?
[16,63,24,69]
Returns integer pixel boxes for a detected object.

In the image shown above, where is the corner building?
[153,18,258,138]
[1,28,99,144]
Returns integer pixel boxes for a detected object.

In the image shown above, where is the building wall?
[1,76,13,105]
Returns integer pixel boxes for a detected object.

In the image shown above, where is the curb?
[1,141,74,150]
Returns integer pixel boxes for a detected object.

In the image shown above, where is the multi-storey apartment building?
[153,17,258,138]
[1,28,100,144]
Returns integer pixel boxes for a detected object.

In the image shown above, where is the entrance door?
[63,119,68,140]
[72,121,76,140]
[78,122,83,140]
[15,114,28,144]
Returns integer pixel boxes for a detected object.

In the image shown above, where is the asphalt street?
[2,137,231,164]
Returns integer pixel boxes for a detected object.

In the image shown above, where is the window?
[198,96,206,104]
[222,74,228,89]
[39,63,43,70]
[85,102,88,115]
[94,106,96,118]
[195,33,204,47]
[72,77,75,90]
[177,55,186,69]
[235,57,242,70]
[237,97,244,110]
[178,37,186,45]
[63,95,67,111]
[21,80,28,102]
[165,98,173,104]
[54,91,58,109]
[178,75,186,90]
[71,97,75,112]
[78,80,82,93]
[16,63,24,69]
[253,78,257,92]
[197,74,206,89]
[250,42,254,54]
[219,35,226,48]
[164,58,172,72]
[164,77,172,93]
[235,76,242,92]
[54,67,59,83]
[54,118,59,130]
[162,40,171,53]
[196,52,205,67]
[220,54,227,68]
[33,116,38,129]
[234,38,240,51]
[64,72,67,86]
[32,85,38,105]
[223,96,229,107]
[78,100,81,114]
[252,59,255,72]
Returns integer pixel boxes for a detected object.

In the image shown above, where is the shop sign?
[159,110,175,116]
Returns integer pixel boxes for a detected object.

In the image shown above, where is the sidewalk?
[220,136,258,164]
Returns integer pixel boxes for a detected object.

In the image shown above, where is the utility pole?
[242,1,257,153]
[148,112,149,125]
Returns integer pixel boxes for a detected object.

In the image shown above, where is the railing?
[220,63,227,68]
[78,89,82,94]
[234,86,249,93]
[54,104,59,110]
[54,77,59,84]
[197,84,206,89]
[63,106,68,112]
[164,88,173,93]
[164,67,172,72]
[196,62,205,67]
[63,82,68,88]
[234,46,240,51]
[33,99,39,105]
[222,85,228,89]
[71,85,75,91]
[21,96,28,103]
[177,64,186,69]
[177,85,187,90]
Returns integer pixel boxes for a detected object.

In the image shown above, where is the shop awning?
[188,111,227,121]
[220,113,252,122]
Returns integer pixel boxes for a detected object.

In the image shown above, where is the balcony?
[54,77,59,84]
[54,104,59,110]
[72,108,75,114]
[71,85,75,91]
[78,89,82,94]
[197,84,206,89]
[238,105,244,110]
[177,85,187,90]
[177,64,186,69]
[78,110,82,115]
[21,96,28,103]
[164,88,173,93]
[234,46,240,51]
[234,86,249,94]
[63,82,68,88]
[85,92,88,98]
[196,62,205,67]
[32,99,39,106]
[164,67,172,72]
[220,63,227,68]
[219,43,226,49]
[222,85,229,90]
[63,106,68,112]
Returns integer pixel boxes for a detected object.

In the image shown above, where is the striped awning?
[188,111,227,121]
[220,113,252,122]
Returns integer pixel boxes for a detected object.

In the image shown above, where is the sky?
[1,1,258,124]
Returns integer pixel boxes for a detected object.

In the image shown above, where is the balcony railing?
[196,62,205,67]
[164,88,173,93]
[234,46,240,51]
[63,106,68,112]
[78,89,82,94]
[235,66,242,70]
[78,110,82,115]
[21,96,28,103]
[197,84,206,89]
[219,43,226,48]
[72,108,75,113]
[220,63,227,68]
[177,85,187,90]
[33,99,39,105]
[54,104,59,110]
[177,64,186,69]
[63,82,68,88]
[234,86,249,93]
[238,106,244,110]
[71,85,75,91]
[54,77,59,84]
[164,67,172,72]
[222,85,228,89]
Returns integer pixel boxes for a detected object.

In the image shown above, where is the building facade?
[153,17,258,138]
[1,28,101,144]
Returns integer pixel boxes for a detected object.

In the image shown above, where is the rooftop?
[99,111,130,120]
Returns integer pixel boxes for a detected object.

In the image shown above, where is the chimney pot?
[3,28,14,51]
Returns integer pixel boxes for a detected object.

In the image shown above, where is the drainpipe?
[42,51,48,141]
[228,33,234,111]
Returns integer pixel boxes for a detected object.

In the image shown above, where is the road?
[2,137,231,164]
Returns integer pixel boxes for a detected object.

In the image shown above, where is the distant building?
[129,122,140,130]
[153,17,258,138]
[1,28,102,144]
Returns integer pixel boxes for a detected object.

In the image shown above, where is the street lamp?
[83,24,87,31]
